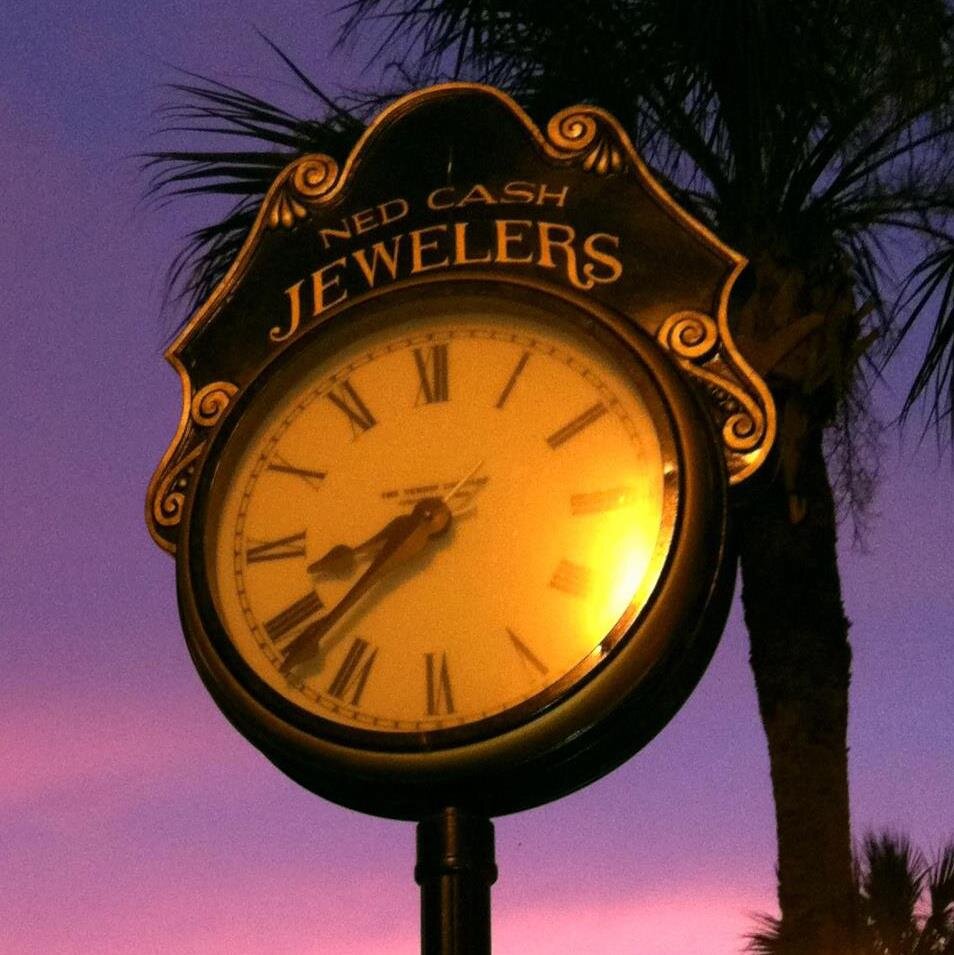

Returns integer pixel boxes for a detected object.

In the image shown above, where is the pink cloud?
[4,840,418,955]
[4,852,769,955]
[0,683,259,827]
[494,889,771,955]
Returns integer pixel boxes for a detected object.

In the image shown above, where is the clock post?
[416,809,496,955]
[147,84,775,954]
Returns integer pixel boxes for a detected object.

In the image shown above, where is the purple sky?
[2,3,951,952]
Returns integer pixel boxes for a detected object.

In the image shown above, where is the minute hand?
[279,497,452,674]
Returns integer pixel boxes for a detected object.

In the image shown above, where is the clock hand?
[306,522,394,579]
[442,459,484,506]
[306,460,485,579]
[281,496,452,674]
[306,543,357,578]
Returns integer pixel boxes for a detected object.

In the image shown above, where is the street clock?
[147,84,775,819]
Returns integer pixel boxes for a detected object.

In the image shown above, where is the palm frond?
[744,912,788,955]
[748,830,954,954]
[921,839,954,947]
[893,242,954,442]
[151,1,954,444]
[861,831,926,954]
[338,0,519,80]
[144,45,366,327]
[164,200,261,323]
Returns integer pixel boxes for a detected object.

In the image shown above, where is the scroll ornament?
[267,154,340,230]
[547,108,626,175]
[149,381,237,549]
[657,311,766,478]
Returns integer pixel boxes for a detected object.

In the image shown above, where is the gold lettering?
[582,232,623,285]
[272,279,305,342]
[410,225,450,273]
[536,184,569,208]
[500,181,536,204]
[537,221,576,269]
[427,187,456,210]
[494,219,534,264]
[379,198,409,225]
[537,221,589,290]
[458,183,497,206]
[312,257,348,314]
[352,237,403,287]
[453,222,493,265]
[319,220,351,250]
[352,208,377,235]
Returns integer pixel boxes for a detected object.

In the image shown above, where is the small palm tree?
[145,4,954,953]
[749,831,954,954]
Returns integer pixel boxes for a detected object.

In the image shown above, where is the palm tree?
[749,831,954,953]
[145,3,954,952]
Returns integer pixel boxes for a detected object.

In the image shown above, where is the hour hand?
[306,524,394,579]
[307,543,359,579]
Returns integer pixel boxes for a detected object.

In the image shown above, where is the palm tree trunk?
[736,428,857,955]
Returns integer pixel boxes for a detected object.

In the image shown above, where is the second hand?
[442,459,484,509]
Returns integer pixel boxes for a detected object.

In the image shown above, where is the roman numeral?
[546,402,607,449]
[246,530,307,564]
[328,638,378,705]
[266,455,326,492]
[495,351,530,408]
[263,590,324,643]
[549,560,592,599]
[413,344,450,404]
[506,628,548,676]
[424,652,455,716]
[570,486,636,515]
[327,379,377,436]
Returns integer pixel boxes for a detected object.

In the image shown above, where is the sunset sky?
[2,3,951,953]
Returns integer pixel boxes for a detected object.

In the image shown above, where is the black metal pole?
[415,807,497,955]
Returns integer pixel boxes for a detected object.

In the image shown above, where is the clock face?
[198,284,679,746]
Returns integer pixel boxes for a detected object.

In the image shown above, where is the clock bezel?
[177,274,733,819]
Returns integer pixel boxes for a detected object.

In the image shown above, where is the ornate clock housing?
[149,85,775,819]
